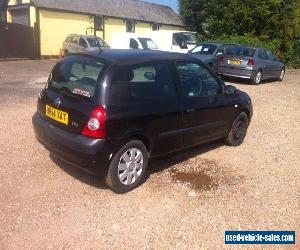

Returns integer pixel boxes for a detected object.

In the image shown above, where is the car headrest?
[123,69,134,82]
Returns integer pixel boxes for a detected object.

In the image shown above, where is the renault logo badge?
[53,97,62,108]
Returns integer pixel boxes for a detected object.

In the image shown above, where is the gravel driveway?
[0,60,299,249]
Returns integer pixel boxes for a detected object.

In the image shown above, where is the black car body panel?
[32,50,253,174]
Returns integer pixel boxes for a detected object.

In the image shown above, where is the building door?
[0,22,37,59]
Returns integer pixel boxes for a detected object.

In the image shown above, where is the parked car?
[144,31,197,53]
[62,34,110,56]
[32,50,253,193]
[218,46,285,84]
[110,33,158,50]
[189,42,239,73]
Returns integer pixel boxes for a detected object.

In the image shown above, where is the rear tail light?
[247,59,255,67]
[218,55,224,64]
[82,106,106,139]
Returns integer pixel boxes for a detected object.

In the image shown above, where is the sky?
[144,0,178,12]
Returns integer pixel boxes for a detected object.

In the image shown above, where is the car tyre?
[278,68,285,82]
[105,140,149,193]
[252,70,262,85]
[225,112,249,147]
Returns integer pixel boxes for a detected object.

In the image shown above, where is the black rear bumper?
[32,112,114,174]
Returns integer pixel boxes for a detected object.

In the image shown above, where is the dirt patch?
[168,158,243,193]
[172,170,218,191]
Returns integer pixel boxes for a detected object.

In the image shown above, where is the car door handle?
[186,108,196,113]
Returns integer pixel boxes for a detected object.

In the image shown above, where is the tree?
[179,0,299,66]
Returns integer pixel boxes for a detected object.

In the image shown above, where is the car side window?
[265,50,276,61]
[176,62,221,97]
[72,36,79,45]
[66,36,72,42]
[110,62,177,103]
[216,46,225,55]
[258,49,267,60]
[79,37,87,48]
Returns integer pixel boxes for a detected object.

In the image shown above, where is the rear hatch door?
[37,55,107,134]
[223,47,256,69]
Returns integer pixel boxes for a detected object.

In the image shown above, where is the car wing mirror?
[225,85,236,95]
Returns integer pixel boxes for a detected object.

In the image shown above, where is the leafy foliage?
[179,0,300,68]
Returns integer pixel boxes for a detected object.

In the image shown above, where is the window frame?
[113,61,179,102]
[79,37,88,48]
[173,60,225,99]
[94,15,103,31]
[152,23,160,31]
[258,49,268,60]
[265,50,276,61]
[48,55,109,103]
[126,19,135,33]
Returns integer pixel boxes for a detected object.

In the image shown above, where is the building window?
[152,23,160,31]
[94,16,103,31]
[126,20,135,33]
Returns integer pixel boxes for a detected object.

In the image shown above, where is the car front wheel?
[225,112,249,146]
[105,140,149,193]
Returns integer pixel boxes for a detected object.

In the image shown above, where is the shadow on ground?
[223,76,279,85]
[49,141,224,191]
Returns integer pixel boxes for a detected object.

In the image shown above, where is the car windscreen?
[87,38,109,48]
[190,44,218,55]
[48,55,106,100]
[227,46,256,57]
[138,38,158,50]
[173,32,197,45]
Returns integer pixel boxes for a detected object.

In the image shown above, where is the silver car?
[218,46,285,84]
[62,34,110,56]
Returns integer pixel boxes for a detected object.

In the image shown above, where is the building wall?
[95,30,103,39]
[6,9,12,22]
[29,6,36,27]
[135,22,152,36]
[8,0,30,6]
[160,24,185,31]
[6,1,185,56]
[39,9,94,56]
[104,17,125,44]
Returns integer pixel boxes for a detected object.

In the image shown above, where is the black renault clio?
[32,50,253,193]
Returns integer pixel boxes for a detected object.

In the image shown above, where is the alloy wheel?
[255,71,262,84]
[117,148,144,186]
[280,69,285,81]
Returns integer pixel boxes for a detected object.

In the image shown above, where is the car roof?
[67,34,99,39]
[76,49,201,65]
[196,42,239,46]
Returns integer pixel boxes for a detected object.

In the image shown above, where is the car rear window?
[190,44,217,55]
[227,46,256,57]
[138,38,158,50]
[86,38,109,48]
[49,55,106,100]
